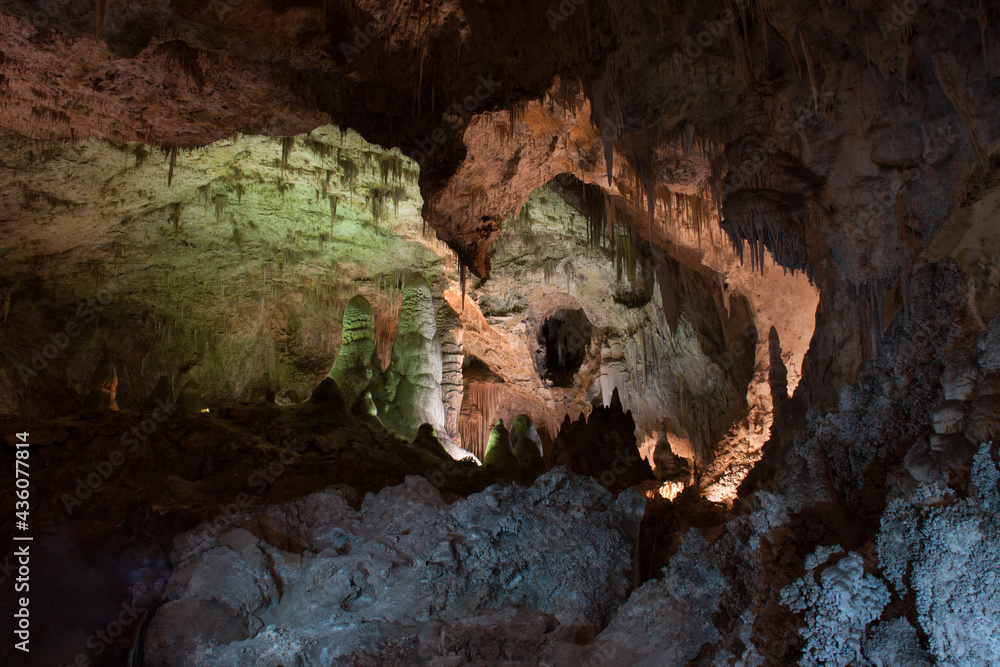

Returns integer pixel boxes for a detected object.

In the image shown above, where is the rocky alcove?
[536,308,593,387]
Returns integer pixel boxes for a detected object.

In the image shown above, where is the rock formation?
[140,375,174,414]
[550,388,654,492]
[145,470,645,665]
[327,294,380,407]
[436,300,465,447]
[374,273,445,440]
[510,414,543,458]
[1,0,1000,663]
[482,419,520,480]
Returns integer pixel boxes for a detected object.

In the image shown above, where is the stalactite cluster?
[459,379,507,461]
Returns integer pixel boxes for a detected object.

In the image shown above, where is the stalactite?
[160,41,205,90]
[170,203,180,231]
[603,133,614,187]
[166,147,178,186]
[374,296,400,372]
[329,194,339,230]
[369,186,387,228]
[339,158,359,200]
[459,381,506,461]
[582,183,607,249]
[95,0,109,38]
[322,169,332,198]
[460,262,466,312]
[214,194,227,224]
[544,258,556,283]
[800,33,820,114]
[377,154,403,187]
[467,183,486,214]
[280,137,294,178]
[978,0,991,73]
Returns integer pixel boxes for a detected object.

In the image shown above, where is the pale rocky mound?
[145,468,645,666]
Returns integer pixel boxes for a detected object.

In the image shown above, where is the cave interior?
[1,0,1000,665]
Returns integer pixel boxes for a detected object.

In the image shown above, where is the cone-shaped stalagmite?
[484,419,520,479]
[412,423,453,461]
[309,376,347,406]
[351,389,380,419]
[653,430,691,482]
[328,295,381,406]
[375,273,445,440]
[768,326,788,415]
[82,354,118,411]
[510,414,543,457]
[550,388,653,492]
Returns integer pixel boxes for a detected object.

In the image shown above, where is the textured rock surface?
[145,469,645,665]
[781,549,890,667]
[327,294,379,406]
[550,389,653,492]
[376,273,446,440]
[584,529,727,665]
[878,451,1000,665]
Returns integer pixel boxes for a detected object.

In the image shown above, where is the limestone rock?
[932,401,965,434]
[411,423,452,461]
[436,301,465,449]
[941,351,978,402]
[376,274,445,440]
[483,419,519,479]
[870,123,925,168]
[145,470,645,665]
[584,529,726,665]
[510,414,543,457]
[653,432,691,482]
[307,377,350,414]
[327,295,380,407]
[514,437,547,483]
[966,395,1000,442]
[904,438,944,485]
[550,388,653,492]
[768,325,788,406]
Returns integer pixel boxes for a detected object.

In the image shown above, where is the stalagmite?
[411,423,453,461]
[483,419,519,479]
[374,273,446,443]
[514,437,547,482]
[437,302,466,448]
[82,354,118,411]
[510,414,543,457]
[328,295,381,407]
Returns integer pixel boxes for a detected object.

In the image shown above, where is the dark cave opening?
[538,308,592,387]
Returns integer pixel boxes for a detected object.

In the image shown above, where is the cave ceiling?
[0,2,991,396]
